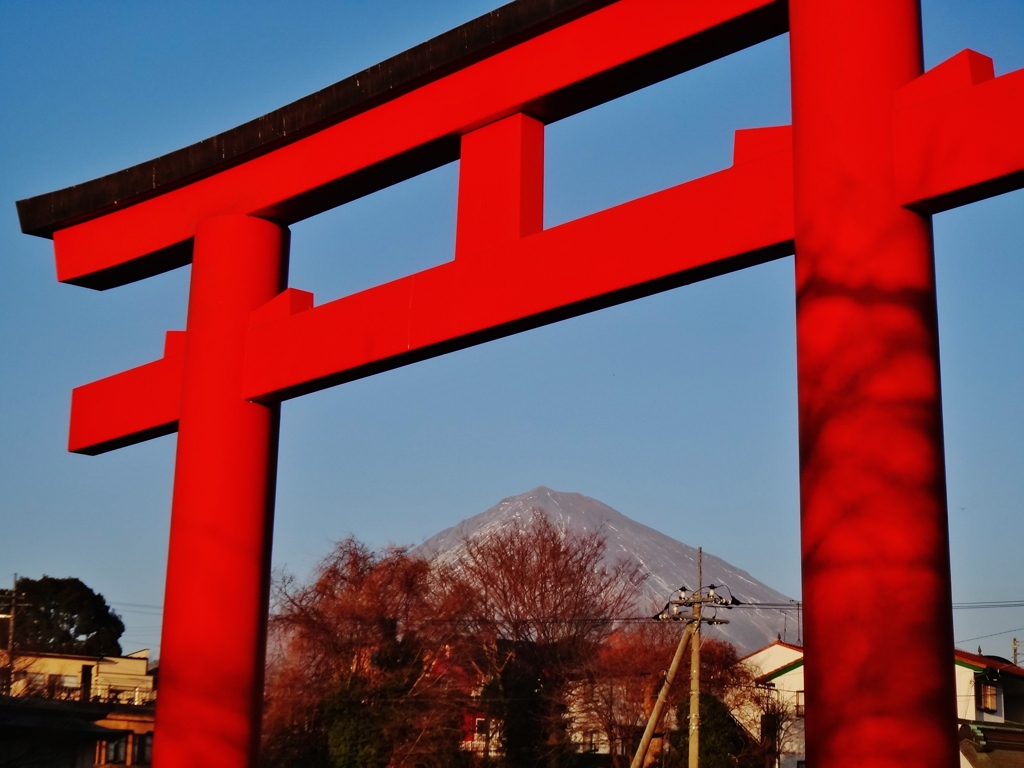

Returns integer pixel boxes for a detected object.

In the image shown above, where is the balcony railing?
[2,680,156,706]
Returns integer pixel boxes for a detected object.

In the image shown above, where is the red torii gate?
[15,0,1024,765]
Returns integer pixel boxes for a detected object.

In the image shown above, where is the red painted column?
[790,2,959,766]
[153,216,287,768]
[456,113,544,259]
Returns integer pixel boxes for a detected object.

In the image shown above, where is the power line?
[104,599,1024,616]
[727,600,1024,611]
[109,602,164,615]
[955,626,1024,644]
[952,600,1024,610]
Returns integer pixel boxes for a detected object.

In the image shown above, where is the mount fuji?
[413,486,798,653]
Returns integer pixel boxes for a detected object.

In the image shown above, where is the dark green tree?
[671,693,760,768]
[325,677,390,768]
[13,576,125,656]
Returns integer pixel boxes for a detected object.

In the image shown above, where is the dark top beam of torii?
[16,0,619,240]
[17,0,785,288]
[15,1,1024,767]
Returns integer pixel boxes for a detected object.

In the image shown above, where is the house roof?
[0,711,119,737]
[0,696,120,735]
[14,649,149,665]
[737,638,803,665]
[757,658,804,684]
[14,650,107,663]
[739,644,1024,688]
[741,644,1024,684]
[955,649,1024,680]
[960,721,1024,766]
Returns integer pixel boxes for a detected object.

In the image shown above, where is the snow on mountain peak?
[413,487,797,653]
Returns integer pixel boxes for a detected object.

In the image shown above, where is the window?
[796,689,805,717]
[105,734,128,764]
[475,717,488,736]
[978,681,999,713]
[133,732,154,765]
[47,673,79,699]
[16,671,45,694]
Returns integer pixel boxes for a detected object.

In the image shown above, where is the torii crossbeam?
[16,1,1024,766]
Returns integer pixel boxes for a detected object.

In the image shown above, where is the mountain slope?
[413,486,797,653]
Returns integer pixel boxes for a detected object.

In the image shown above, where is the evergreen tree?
[14,575,125,656]
[672,693,760,768]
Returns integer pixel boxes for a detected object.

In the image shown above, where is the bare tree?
[725,675,803,768]
[434,511,640,768]
[264,514,643,768]
[575,622,682,767]
[262,539,469,768]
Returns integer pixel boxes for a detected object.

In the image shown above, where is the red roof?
[737,638,804,664]
[955,648,1024,679]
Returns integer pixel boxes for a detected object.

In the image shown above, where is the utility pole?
[631,548,739,768]
[629,615,695,768]
[1014,638,1019,667]
[689,548,702,768]
[0,575,19,694]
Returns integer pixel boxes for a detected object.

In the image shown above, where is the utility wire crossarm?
[632,547,741,768]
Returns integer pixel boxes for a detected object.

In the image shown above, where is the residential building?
[0,647,156,767]
[733,639,806,768]
[735,640,1024,768]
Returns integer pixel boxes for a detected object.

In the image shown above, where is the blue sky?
[1,1,1021,659]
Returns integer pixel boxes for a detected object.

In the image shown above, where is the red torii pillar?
[157,217,288,765]
[792,1,958,765]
